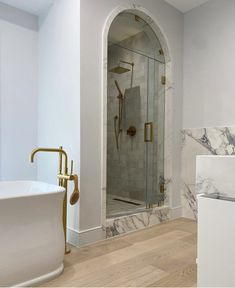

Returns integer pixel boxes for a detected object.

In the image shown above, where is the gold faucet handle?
[70,174,80,205]
[70,160,74,175]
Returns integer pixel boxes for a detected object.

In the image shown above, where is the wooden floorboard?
[42,218,197,287]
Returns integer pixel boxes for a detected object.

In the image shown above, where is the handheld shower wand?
[109,60,135,149]
[114,80,124,149]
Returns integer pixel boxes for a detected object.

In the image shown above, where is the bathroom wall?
[0,4,38,180]
[183,0,235,128]
[80,0,183,240]
[38,0,80,240]
[0,0,183,246]
[181,0,235,219]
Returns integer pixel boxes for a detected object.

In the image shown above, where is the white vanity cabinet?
[196,156,235,287]
[198,193,235,287]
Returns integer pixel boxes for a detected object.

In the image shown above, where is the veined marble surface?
[196,156,235,198]
[106,206,169,238]
[181,127,235,219]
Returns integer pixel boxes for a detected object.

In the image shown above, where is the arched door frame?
[101,4,173,226]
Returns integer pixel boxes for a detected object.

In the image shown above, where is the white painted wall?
[38,0,80,234]
[0,12,38,180]
[80,0,183,232]
[183,0,235,128]
[0,0,183,245]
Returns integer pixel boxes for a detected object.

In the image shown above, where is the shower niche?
[106,12,166,218]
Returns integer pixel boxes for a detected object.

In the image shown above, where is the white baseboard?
[67,226,106,247]
[170,206,182,219]
[67,206,182,247]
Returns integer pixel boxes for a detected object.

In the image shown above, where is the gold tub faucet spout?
[30,147,68,169]
[30,146,79,254]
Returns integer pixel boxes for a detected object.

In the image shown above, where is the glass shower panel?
[107,11,166,219]
[107,47,165,218]
[107,45,148,217]
[123,51,148,205]
[146,59,165,206]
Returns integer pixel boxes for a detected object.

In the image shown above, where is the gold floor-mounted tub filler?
[30,146,80,254]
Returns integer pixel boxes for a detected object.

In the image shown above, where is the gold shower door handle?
[144,122,153,142]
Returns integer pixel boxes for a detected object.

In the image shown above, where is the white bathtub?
[0,181,65,287]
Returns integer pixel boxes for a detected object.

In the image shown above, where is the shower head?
[109,60,134,74]
[109,65,130,74]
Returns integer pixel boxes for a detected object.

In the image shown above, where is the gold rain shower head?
[109,60,134,74]
[109,66,130,74]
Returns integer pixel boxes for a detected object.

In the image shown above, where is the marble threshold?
[106,205,170,238]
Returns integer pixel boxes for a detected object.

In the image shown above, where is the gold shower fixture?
[109,60,134,74]
[109,65,130,74]
[109,60,135,149]
[114,80,124,149]
[109,60,134,88]
[120,60,134,67]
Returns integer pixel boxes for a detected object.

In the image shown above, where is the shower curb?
[106,205,170,238]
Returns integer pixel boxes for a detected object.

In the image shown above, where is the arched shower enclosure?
[102,7,172,222]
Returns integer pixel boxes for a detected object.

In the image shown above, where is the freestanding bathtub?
[0,181,65,287]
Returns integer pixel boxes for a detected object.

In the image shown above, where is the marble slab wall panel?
[196,155,235,198]
[181,127,235,219]
[106,206,170,238]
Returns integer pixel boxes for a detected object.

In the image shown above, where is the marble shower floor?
[106,194,146,218]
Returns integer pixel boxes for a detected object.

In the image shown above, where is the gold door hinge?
[161,76,166,85]
[160,183,166,193]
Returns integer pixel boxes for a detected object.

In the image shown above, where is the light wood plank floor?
[42,218,197,287]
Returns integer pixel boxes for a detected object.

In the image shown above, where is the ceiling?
[0,0,209,16]
[165,0,209,13]
[0,0,54,15]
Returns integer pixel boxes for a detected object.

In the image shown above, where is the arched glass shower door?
[106,12,165,218]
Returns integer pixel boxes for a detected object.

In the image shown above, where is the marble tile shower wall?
[181,127,235,219]
[107,31,164,203]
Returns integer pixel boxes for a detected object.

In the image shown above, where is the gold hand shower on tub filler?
[30,146,80,254]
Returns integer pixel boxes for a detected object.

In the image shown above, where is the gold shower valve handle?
[70,160,74,175]
[127,126,136,137]
[57,173,74,181]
